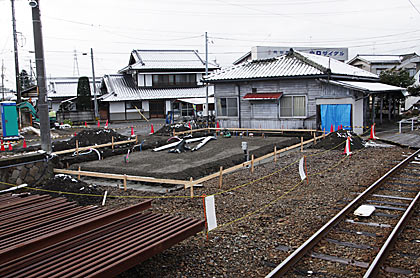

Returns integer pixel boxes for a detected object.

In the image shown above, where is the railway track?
[267,149,420,278]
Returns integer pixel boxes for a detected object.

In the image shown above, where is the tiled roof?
[47,77,101,98]
[205,51,378,82]
[100,74,214,102]
[119,50,219,72]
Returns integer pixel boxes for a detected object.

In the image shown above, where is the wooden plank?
[53,139,137,155]
[207,127,319,133]
[195,135,324,185]
[174,128,208,136]
[53,169,189,185]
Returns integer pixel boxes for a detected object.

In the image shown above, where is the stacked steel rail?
[267,149,420,277]
[0,194,204,278]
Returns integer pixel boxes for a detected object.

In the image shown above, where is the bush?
[63,119,73,126]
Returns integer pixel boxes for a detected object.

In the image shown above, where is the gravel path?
[27,142,413,277]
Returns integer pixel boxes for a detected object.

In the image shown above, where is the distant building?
[100,50,219,121]
[347,53,420,81]
[233,46,349,65]
[47,77,101,112]
[205,49,406,134]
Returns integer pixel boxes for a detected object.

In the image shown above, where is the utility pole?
[30,0,52,153]
[1,60,4,101]
[11,0,21,103]
[90,48,98,119]
[205,31,209,127]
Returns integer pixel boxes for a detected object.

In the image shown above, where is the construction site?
[0,120,419,278]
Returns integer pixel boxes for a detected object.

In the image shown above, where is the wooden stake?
[251,154,254,173]
[123,174,127,191]
[76,140,79,156]
[313,132,316,144]
[173,129,175,136]
[135,135,138,144]
[218,166,223,189]
[323,129,326,139]
[190,177,194,198]
[111,136,114,150]
[274,146,277,162]
[300,137,303,152]
[78,166,81,180]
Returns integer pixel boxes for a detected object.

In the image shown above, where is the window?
[181,103,194,116]
[280,96,306,117]
[152,74,196,87]
[216,97,238,117]
[125,101,142,110]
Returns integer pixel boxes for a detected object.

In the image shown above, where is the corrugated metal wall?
[215,79,360,130]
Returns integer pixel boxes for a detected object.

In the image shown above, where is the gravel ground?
[23,140,415,277]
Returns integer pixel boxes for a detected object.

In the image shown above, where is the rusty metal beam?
[0,197,152,264]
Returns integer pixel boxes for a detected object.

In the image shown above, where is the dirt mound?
[153,123,190,136]
[53,128,129,152]
[31,174,104,206]
[312,130,365,150]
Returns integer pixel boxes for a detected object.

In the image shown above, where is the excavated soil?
[312,130,365,150]
[72,136,301,181]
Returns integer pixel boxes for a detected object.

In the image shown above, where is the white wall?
[138,73,144,86]
[142,100,149,112]
[145,75,152,87]
[315,97,364,134]
[109,102,125,113]
[165,100,171,112]
[196,73,203,85]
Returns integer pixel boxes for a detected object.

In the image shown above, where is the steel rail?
[0,199,152,264]
[266,148,420,278]
[363,190,420,278]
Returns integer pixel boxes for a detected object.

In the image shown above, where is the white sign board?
[205,195,217,231]
[252,46,349,61]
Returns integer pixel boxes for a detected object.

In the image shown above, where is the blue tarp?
[320,104,351,133]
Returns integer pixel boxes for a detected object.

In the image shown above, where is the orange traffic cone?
[8,143,12,151]
[97,120,100,128]
[342,136,352,156]
[74,132,77,137]
[216,121,220,130]
[369,124,378,140]
[131,126,135,137]
[330,124,334,133]
[150,124,154,134]
[0,141,5,151]
[188,122,191,129]
[23,139,27,148]
[105,120,109,129]
[85,121,88,128]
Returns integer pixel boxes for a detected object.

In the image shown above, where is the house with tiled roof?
[100,50,219,121]
[205,49,407,134]
[47,77,102,112]
[347,53,420,79]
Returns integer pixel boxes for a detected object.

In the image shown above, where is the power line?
[407,0,420,15]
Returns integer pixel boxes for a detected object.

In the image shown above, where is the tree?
[76,76,92,111]
[379,68,414,88]
[380,68,420,96]
[19,69,35,91]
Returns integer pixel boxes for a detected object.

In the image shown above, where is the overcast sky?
[1,0,420,89]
